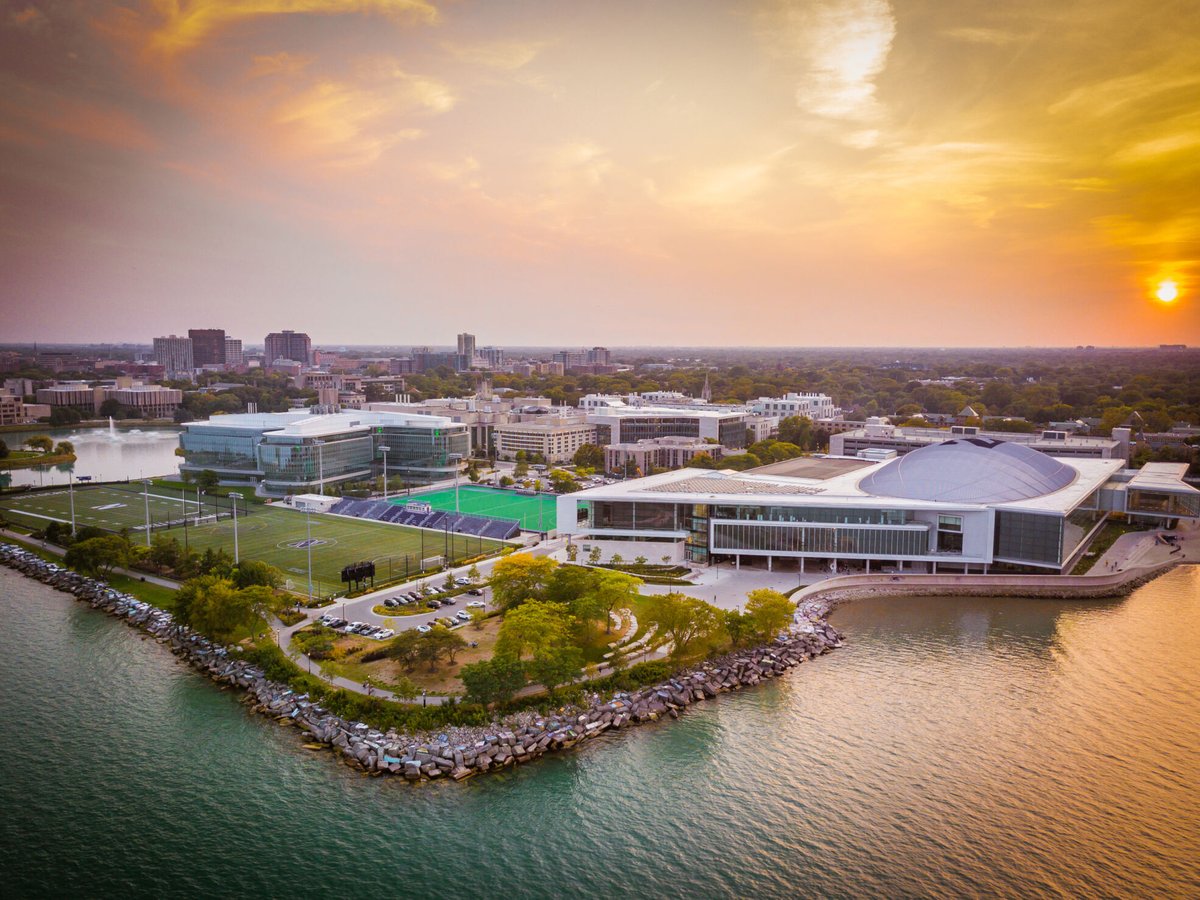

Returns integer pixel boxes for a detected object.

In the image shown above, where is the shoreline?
[0,452,77,471]
[0,542,843,783]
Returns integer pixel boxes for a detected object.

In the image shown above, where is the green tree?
[54,440,75,457]
[644,593,724,659]
[387,630,424,671]
[588,546,602,565]
[232,559,284,590]
[147,534,184,573]
[461,657,527,706]
[64,534,132,577]
[609,553,624,566]
[723,609,756,648]
[744,589,794,641]
[777,415,814,449]
[499,475,515,487]
[495,600,572,660]
[195,470,220,492]
[25,435,53,454]
[591,569,642,633]
[565,543,578,563]
[48,407,82,426]
[548,469,580,493]
[175,576,279,642]
[572,443,605,469]
[470,607,489,630]
[634,555,648,566]
[489,552,557,610]
[467,563,481,582]
[529,646,584,695]
[0,439,8,460]
[99,398,122,418]
[197,547,234,578]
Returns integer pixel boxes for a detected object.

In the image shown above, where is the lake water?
[1,425,182,488]
[1,566,1197,898]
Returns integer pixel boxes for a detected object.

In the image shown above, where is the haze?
[1,1,1196,345]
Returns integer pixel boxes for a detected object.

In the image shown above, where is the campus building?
[35,380,182,418]
[830,419,1131,462]
[604,436,724,474]
[749,392,840,421]
[586,406,750,450]
[493,417,597,463]
[179,410,469,494]
[556,438,1199,572]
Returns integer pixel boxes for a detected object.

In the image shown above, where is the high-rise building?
[264,330,312,365]
[153,335,194,379]
[587,346,611,366]
[456,332,477,371]
[553,349,588,370]
[479,346,505,368]
[224,337,243,367]
[188,329,226,367]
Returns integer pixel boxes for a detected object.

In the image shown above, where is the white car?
[416,624,432,634]
[454,577,470,585]
[455,610,471,622]
[375,628,394,640]
[466,600,486,609]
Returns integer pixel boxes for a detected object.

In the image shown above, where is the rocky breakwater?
[0,542,844,783]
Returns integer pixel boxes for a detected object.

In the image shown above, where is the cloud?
[442,39,547,70]
[249,51,315,78]
[143,1,439,55]
[756,0,896,141]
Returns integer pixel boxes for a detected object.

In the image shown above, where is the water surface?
[1,425,182,488]
[1,566,1196,898]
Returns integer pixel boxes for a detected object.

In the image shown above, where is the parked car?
[466,600,486,609]
[416,624,432,634]
[440,596,456,606]
[454,577,470,585]
[455,610,471,622]
[437,617,456,628]
[375,629,394,640]
[426,599,441,609]
[467,588,484,596]
[384,598,398,608]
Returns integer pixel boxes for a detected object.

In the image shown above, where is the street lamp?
[143,479,152,547]
[68,469,77,535]
[228,491,243,564]
[379,445,390,500]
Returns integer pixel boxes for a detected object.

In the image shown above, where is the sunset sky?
[1,1,1196,346]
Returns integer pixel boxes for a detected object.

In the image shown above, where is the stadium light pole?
[449,453,463,512]
[305,506,313,603]
[229,491,243,564]
[379,445,390,500]
[68,469,76,535]
[314,439,325,495]
[142,479,152,547]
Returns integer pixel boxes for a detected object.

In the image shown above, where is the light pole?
[306,507,314,603]
[314,439,325,495]
[379,445,390,500]
[68,469,76,535]
[142,479,152,547]
[449,453,463,512]
[229,491,243,564]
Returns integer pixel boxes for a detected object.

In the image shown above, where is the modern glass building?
[180,410,469,495]
[557,439,1199,573]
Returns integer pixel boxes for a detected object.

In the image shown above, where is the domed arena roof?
[858,438,1077,504]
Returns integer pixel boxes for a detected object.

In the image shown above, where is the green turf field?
[394,485,557,531]
[1,486,508,595]
[0,484,213,533]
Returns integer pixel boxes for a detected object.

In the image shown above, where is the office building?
[153,335,194,379]
[36,380,181,418]
[587,347,611,366]
[750,392,840,421]
[188,329,226,367]
[178,409,469,494]
[558,438,1199,569]
[265,330,312,366]
[586,406,750,449]
[479,346,505,368]
[456,333,477,371]
[224,337,244,368]
[604,436,722,474]
[493,417,597,463]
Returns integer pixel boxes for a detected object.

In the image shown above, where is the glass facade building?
[180,411,469,494]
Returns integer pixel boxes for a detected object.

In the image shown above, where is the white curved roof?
[858,438,1077,504]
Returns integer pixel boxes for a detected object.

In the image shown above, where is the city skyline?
[1,1,1196,346]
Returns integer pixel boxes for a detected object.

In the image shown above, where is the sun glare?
[1155,280,1178,303]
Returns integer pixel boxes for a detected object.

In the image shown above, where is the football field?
[1,486,509,594]
[396,485,557,531]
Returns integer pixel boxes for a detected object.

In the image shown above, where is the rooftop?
[746,456,873,480]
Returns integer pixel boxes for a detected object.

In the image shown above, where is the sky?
[1,0,1197,347]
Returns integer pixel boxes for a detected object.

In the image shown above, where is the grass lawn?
[0,486,509,597]
[105,573,178,611]
[395,485,557,531]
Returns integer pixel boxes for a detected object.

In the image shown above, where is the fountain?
[108,416,116,438]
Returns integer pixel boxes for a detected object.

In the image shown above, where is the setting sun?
[1156,280,1179,303]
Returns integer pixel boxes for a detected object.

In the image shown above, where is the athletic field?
[396,485,557,531]
[1,486,508,595]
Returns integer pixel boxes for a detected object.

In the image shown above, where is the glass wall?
[592,501,681,531]
[710,504,914,526]
[1128,489,1200,518]
[993,510,1063,566]
[260,435,373,487]
[180,427,262,472]
[711,521,929,557]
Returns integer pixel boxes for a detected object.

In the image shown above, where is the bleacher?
[329,497,520,540]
